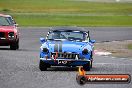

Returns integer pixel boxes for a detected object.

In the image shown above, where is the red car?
[0,14,19,50]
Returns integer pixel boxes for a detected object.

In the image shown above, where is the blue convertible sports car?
[39,27,95,71]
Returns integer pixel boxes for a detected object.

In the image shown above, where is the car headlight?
[8,32,14,38]
[43,48,49,53]
[82,49,88,55]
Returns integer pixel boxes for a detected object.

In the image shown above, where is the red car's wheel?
[10,40,19,50]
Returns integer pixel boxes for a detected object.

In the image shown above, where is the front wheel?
[90,51,93,68]
[10,40,19,50]
[39,60,48,71]
[83,61,91,71]
[90,60,93,68]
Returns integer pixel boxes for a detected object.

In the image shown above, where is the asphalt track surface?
[0,27,132,88]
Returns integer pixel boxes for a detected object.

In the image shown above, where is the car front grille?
[51,52,79,59]
[0,32,5,37]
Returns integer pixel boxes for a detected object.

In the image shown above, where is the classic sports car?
[39,27,95,71]
[0,14,19,50]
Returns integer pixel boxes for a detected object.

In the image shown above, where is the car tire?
[83,61,91,71]
[90,51,93,68]
[10,40,19,50]
[39,60,47,71]
[90,60,93,68]
[16,40,19,49]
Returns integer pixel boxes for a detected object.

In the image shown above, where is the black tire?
[90,59,93,68]
[10,40,19,50]
[39,60,48,71]
[83,61,91,71]
[90,51,93,68]
[16,40,19,49]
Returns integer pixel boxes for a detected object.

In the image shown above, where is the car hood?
[0,26,15,32]
[42,40,92,53]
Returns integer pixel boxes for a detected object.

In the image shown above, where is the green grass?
[0,0,132,26]
[128,44,132,50]
[13,14,132,26]
[0,0,132,14]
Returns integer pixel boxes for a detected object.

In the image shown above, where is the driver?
[53,32,60,39]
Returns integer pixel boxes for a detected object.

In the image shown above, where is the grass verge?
[0,0,132,26]
[127,44,132,50]
[11,14,132,27]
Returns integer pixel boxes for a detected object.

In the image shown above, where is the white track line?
[120,58,126,60]
[111,57,116,59]
[94,63,132,66]
[94,50,112,56]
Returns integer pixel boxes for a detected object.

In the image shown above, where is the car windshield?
[47,31,86,41]
[0,16,13,26]
[6,17,15,25]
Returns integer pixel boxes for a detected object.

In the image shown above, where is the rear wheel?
[39,60,48,71]
[83,61,91,71]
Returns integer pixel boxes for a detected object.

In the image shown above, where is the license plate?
[0,38,6,40]
[58,60,68,64]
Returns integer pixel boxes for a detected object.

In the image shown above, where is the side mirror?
[40,38,46,43]
[90,40,96,43]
